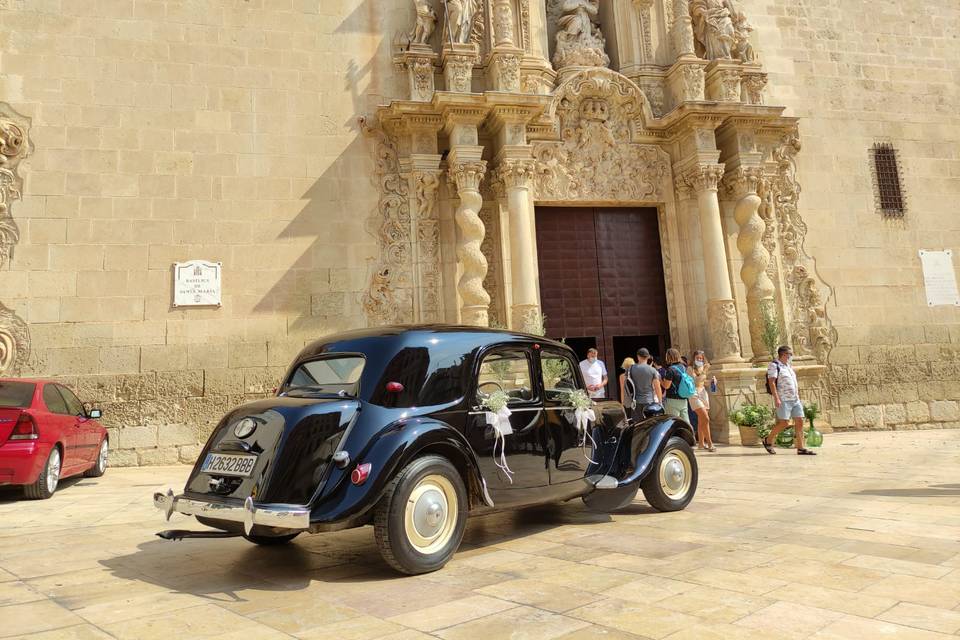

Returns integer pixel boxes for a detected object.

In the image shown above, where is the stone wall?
[0,1,410,464]
[746,0,960,431]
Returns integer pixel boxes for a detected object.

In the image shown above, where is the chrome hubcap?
[47,449,61,494]
[98,441,108,470]
[404,474,457,555]
[659,450,692,500]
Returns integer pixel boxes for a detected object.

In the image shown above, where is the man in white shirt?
[764,345,816,456]
[579,348,608,399]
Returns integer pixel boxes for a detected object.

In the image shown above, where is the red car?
[0,379,108,499]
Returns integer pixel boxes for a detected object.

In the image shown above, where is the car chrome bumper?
[153,489,310,534]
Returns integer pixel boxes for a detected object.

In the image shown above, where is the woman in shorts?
[687,350,717,452]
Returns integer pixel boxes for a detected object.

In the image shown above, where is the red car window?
[56,385,85,417]
[42,385,70,415]
[0,381,35,408]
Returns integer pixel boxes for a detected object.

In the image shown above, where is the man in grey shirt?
[627,348,662,418]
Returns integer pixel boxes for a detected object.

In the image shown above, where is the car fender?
[309,417,488,525]
[607,417,695,489]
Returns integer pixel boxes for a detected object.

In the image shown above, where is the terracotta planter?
[737,425,760,446]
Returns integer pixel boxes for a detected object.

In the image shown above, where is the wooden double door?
[535,207,671,400]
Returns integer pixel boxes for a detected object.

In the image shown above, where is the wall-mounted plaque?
[173,260,222,307]
[919,250,960,307]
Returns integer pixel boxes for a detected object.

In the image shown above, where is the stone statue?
[690,0,735,60]
[731,9,757,62]
[409,0,438,46]
[445,0,480,45]
[551,0,610,70]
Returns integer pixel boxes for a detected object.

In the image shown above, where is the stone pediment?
[532,68,669,203]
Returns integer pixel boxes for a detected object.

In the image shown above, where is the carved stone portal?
[0,103,31,375]
[532,69,668,202]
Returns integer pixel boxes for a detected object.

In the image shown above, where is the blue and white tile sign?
[173,260,222,307]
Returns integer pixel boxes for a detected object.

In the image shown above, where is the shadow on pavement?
[853,484,960,498]
[0,476,84,504]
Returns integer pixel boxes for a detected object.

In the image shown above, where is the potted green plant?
[804,402,823,447]
[729,403,773,447]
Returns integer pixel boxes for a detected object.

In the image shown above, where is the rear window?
[0,382,35,408]
[285,356,365,397]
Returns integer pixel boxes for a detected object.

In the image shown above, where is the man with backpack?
[764,345,817,456]
[659,348,695,422]
[626,348,662,419]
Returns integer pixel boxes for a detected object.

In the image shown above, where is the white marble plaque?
[173,260,222,307]
[919,250,960,307]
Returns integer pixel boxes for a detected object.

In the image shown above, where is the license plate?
[202,453,257,477]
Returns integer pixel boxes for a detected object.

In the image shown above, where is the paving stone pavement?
[2,430,960,640]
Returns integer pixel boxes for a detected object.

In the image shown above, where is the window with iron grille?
[871,143,905,217]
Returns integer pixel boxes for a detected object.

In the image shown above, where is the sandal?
[798,448,817,456]
[762,437,776,454]
[707,446,717,452]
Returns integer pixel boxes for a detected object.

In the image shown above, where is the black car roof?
[294,324,567,362]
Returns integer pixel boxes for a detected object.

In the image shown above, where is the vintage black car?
[154,326,698,574]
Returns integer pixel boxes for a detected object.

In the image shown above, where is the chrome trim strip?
[153,490,310,532]
[468,406,580,416]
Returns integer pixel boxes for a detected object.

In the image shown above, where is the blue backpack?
[671,364,697,399]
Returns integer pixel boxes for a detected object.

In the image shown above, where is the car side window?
[57,385,85,417]
[42,385,70,415]
[477,349,535,405]
[541,350,580,402]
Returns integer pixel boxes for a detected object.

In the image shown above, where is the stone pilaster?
[705,60,742,103]
[448,150,490,327]
[726,166,775,361]
[442,43,479,94]
[394,44,438,103]
[493,158,540,333]
[410,161,443,322]
[679,163,744,363]
[667,59,706,108]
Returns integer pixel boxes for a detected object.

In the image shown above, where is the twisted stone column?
[449,160,490,326]
[680,164,744,363]
[495,158,540,333]
[728,167,776,360]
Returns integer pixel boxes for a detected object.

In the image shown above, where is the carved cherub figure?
[409,0,437,45]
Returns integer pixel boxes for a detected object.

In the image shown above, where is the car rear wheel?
[84,439,108,478]
[374,455,467,575]
[640,436,697,512]
[25,447,61,500]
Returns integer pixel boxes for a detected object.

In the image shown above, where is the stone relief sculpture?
[548,0,610,70]
[493,0,515,46]
[409,0,438,45]
[532,69,667,202]
[689,0,755,62]
[359,118,414,325]
[445,0,481,44]
[0,103,31,375]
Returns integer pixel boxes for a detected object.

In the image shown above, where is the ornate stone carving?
[519,0,531,51]
[548,0,610,70]
[409,0,438,45]
[676,64,705,102]
[493,0,515,46]
[360,118,414,326]
[727,166,775,360]
[495,158,537,189]
[681,163,725,193]
[532,69,668,202]
[413,170,443,321]
[638,78,666,117]
[445,0,481,44]
[715,69,741,101]
[707,299,742,362]
[771,129,837,364]
[0,103,31,376]
[443,46,478,93]
[742,73,767,105]
[635,0,654,61]
[494,53,522,92]
[690,0,755,62]
[449,160,490,326]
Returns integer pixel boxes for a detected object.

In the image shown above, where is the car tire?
[640,436,698,512]
[242,532,300,546]
[374,455,467,575]
[84,439,108,478]
[24,446,61,500]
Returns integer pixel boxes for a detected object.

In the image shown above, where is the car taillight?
[9,413,38,441]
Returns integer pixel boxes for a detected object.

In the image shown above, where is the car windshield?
[0,382,35,408]
[284,356,365,397]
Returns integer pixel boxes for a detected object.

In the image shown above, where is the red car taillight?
[9,413,38,441]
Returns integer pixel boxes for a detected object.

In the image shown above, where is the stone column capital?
[681,163,726,194]
[724,166,766,199]
[494,158,536,191]
[449,160,487,193]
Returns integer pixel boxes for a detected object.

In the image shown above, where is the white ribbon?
[485,407,514,483]
[574,407,599,465]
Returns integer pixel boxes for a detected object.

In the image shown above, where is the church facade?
[0,0,957,464]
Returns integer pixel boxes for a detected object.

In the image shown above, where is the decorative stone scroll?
[532,69,668,202]
[359,118,414,326]
[0,103,31,375]
[771,129,837,364]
